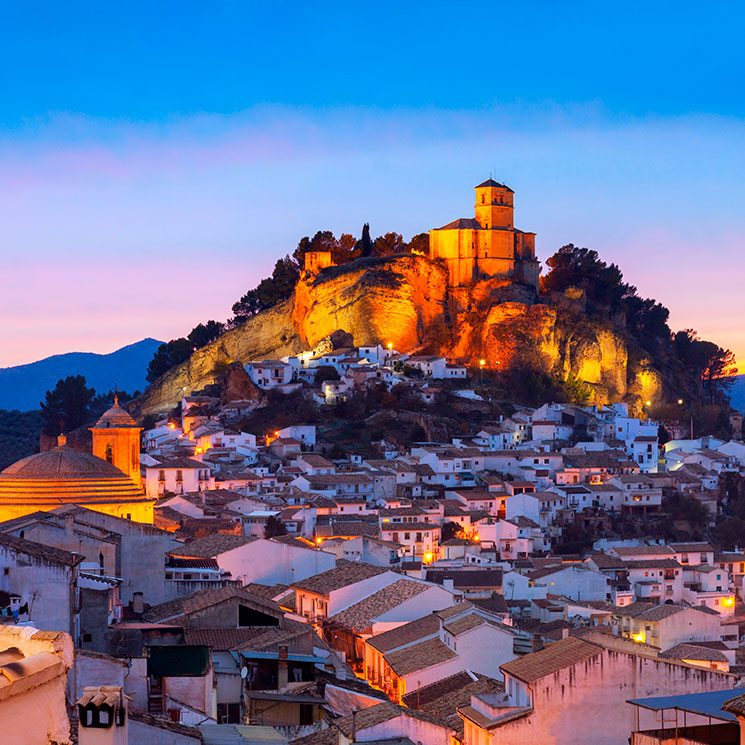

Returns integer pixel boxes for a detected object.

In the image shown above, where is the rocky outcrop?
[292,255,449,350]
[137,254,665,415]
[134,299,302,415]
[220,362,266,408]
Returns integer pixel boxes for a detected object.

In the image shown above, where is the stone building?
[429,179,540,290]
[0,433,154,524]
[90,395,143,486]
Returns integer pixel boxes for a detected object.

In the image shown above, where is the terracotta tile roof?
[669,542,716,552]
[623,559,682,570]
[0,531,83,567]
[385,636,457,676]
[128,710,204,741]
[660,643,728,663]
[328,579,430,632]
[435,602,473,619]
[166,534,257,558]
[367,613,441,653]
[722,693,745,717]
[403,673,504,738]
[184,619,311,652]
[444,613,499,636]
[501,636,602,683]
[143,585,281,623]
[613,545,674,557]
[292,560,389,595]
[588,552,627,569]
[401,670,478,709]
[425,568,502,589]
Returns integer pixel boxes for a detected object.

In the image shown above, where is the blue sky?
[1,2,744,366]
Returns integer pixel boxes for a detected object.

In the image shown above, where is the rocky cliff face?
[138,254,664,414]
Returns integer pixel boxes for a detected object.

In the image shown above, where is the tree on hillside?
[441,521,463,542]
[373,232,405,257]
[408,232,429,255]
[231,255,301,324]
[673,329,737,403]
[264,515,288,538]
[314,365,340,385]
[146,338,193,383]
[188,320,225,349]
[40,375,95,436]
[359,223,373,257]
[541,244,628,311]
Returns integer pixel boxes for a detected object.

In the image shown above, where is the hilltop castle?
[429,179,540,290]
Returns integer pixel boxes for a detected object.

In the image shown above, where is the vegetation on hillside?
[542,244,737,406]
[0,409,44,471]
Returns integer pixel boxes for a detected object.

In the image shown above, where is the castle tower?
[474,179,513,230]
[428,178,539,291]
[90,396,142,486]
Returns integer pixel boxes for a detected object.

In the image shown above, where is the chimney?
[277,644,289,689]
[77,686,129,745]
[443,578,455,591]
[132,592,144,615]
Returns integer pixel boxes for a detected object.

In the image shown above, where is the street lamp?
[479,359,485,384]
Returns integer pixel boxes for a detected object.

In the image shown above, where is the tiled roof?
[613,545,674,557]
[612,602,699,622]
[184,619,311,652]
[501,636,602,683]
[292,560,388,595]
[143,585,281,623]
[166,534,256,558]
[588,553,626,569]
[403,673,504,738]
[660,643,728,663]
[669,542,716,552]
[435,218,483,230]
[624,559,681,570]
[0,532,83,567]
[328,579,430,632]
[722,693,745,717]
[425,568,502,589]
[367,613,441,653]
[386,637,457,676]
[445,612,506,637]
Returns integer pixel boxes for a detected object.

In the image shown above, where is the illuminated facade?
[429,179,540,289]
[90,396,143,486]
[304,250,335,276]
[0,401,154,524]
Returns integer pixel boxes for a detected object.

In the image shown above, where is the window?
[105,443,113,464]
[158,470,165,481]
[176,470,183,482]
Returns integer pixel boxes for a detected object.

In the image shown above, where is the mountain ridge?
[0,338,164,411]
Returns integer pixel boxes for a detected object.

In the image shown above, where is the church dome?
[0,444,153,522]
[94,397,138,428]
[3,446,126,477]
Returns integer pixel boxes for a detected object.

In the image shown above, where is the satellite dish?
[241,666,248,679]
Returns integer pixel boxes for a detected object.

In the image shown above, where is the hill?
[0,338,163,411]
[133,254,674,417]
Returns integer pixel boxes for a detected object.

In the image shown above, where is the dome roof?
[94,397,137,428]
[2,446,126,477]
[0,445,150,514]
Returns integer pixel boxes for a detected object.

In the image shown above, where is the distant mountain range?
[0,338,163,412]
[729,374,745,413]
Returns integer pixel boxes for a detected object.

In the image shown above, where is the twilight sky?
[1,2,744,367]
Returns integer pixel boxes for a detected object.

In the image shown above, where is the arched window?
[105,443,113,464]
[99,552,104,569]
[481,194,485,204]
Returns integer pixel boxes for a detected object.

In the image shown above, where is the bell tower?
[90,396,142,486]
[474,179,514,230]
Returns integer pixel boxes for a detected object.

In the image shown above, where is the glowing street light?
[479,359,486,384]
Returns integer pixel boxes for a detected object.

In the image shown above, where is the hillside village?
[3,338,745,744]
